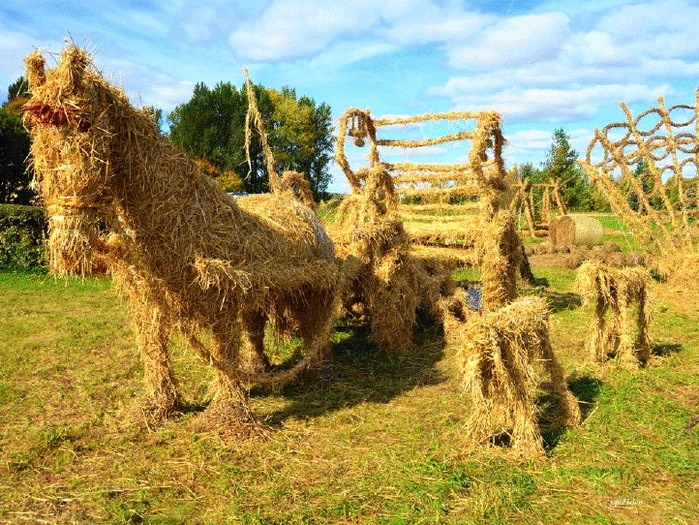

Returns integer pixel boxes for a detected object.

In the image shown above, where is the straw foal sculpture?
[23,45,340,433]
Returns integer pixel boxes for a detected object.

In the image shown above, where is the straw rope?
[579,90,699,256]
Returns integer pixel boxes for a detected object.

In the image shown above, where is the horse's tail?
[243,69,317,210]
[243,67,282,193]
[277,170,316,211]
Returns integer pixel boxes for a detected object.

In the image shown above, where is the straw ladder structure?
[511,178,567,237]
[335,108,508,266]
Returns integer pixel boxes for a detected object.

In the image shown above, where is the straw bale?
[576,262,652,365]
[449,296,581,457]
[549,214,603,250]
[24,44,340,431]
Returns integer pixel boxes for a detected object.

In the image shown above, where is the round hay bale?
[550,215,603,250]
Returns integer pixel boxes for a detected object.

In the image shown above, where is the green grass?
[0,262,697,524]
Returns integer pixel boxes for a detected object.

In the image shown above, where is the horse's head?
[23,44,119,275]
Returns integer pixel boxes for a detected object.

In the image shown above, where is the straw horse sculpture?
[23,45,340,433]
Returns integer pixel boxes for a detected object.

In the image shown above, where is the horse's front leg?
[132,304,181,426]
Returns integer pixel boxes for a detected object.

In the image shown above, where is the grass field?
[0,257,697,524]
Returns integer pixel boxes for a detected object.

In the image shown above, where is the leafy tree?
[539,128,597,211]
[7,77,29,102]
[617,159,664,212]
[0,76,33,204]
[168,82,333,198]
[142,105,164,133]
[516,162,542,183]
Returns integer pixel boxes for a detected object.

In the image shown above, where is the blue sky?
[1,0,697,192]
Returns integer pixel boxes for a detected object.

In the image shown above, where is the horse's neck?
[108,135,247,263]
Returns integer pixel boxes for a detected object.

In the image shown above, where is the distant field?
[0,258,697,524]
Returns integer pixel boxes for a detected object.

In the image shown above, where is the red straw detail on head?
[20,102,91,131]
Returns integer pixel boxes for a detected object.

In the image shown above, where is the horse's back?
[235,194,334,261]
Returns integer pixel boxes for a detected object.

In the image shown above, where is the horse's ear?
[57,44,90,90]
[25,50,46,90]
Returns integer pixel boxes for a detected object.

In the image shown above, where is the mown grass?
[0,259,697,524]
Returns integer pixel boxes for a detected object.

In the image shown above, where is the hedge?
[0,204,46,270]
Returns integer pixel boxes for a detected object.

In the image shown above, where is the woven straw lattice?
[579,91,699,255]
[336,108,505,215]
[335,108,508,265]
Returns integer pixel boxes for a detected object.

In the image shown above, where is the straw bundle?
[24,44,341,432]
[449,296,581,457]
[549,215,603,250]
[576,262,652,365]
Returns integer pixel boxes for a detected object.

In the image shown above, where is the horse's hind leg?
[132,304,181,426]
[239,309,271,376]
[297,290,339,378]
[202,313,259,435]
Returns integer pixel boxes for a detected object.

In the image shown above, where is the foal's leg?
[132,304,181,425]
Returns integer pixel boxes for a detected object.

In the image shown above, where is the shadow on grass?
[531,276,549,287]
[261,323,446,427]
[539,375,604,450]
[521,286,583,313]
[542,291,583,313]
[652,342,683,356]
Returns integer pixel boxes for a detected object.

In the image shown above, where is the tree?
[0,76,33,204]
[540,128,597,211]
[142,105,164,133]
[168,81,333,198]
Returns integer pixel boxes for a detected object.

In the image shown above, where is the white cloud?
[563,31,637,68]
[228,0,386,61]
[597,0,699,59]
[227,0,495,63]
[446,13,570,69]
[505,128,591,160]
[305,41,397,69]
[381,5,495,45]
[429,83,673,123]
[145,81,196,110]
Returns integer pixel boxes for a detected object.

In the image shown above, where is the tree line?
[2,75,690,211]
[0,76,334,203]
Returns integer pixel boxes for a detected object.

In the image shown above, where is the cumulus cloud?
[227,0,495,63]
[446,13,570,69]
[380,5,495,45]
[228,0,387,61]
[428,83,673,123]
[505,128,591,160]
